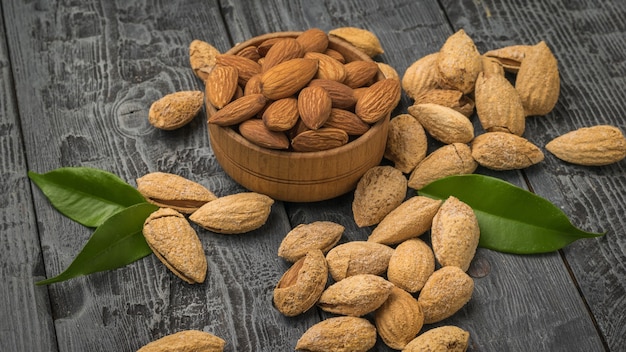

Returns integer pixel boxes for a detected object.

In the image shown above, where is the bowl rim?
[207,30,387,160]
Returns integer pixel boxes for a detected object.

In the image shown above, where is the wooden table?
[1,0,625,351]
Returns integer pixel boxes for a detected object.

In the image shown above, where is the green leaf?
[36,202,158,285]
[29,167,147,227]
[418,174,605,254]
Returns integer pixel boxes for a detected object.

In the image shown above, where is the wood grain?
[441,0,626,350]
[0,5,58,351]
[2,0,624,351]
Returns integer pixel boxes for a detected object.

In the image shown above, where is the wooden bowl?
[208,31,389,202]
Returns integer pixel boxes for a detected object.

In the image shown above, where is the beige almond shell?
[414,89,475,118]
[295,316,377,352]
[431,196,480,272]
[484,44,532,73]
[137,330,225,352]
[387,238,435,293]
[418,266,474,324]
[515,41,560,116]
[189,192,274,234]
[408,143,478,190]
[480,55,505,77]
[377,62,400,81]
[189,39,221,81]
[352,166,408,227]
[136,172,217,214]
[402,53,441,100]
[273,250,328,317]
[368,196,442,245]
[471,132,544,170]
[148,91,204,130]
[318,274,394,317]
[326,241,395,281]
[143,208,207,284]
[436,29,482,94]
[545,125,626,166]
[408,103,474,144]
[474,71,526,136]
[403,325,470,352]
[375,286,424,350]
[384,114,429,174]
[328,27,385,57]
[278,221,345,263]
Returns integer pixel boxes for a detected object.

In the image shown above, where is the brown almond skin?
[308,78,357,109]
[208,94,268,126]
[261,58,318,100]
[273,250,328,317]
[471,132,544,170]
[515,41,560,116]
[143,208,207,284]
[324,108,370,136]
[375,286,424,350]
[403,325,470,352]
[343,60,379,88]
[355,78,402,124]
[408,143,477,190]
[261,38,305,72]
[305,51,347,82]
[387,238,435,293]
[295,316,377,352]
[148,91,204,130]
[262,97,300,131]
[418,266,474,324]
[189,192,274,234]
[137,330,225,352]
[136,172,217,214]
[384,113,428,174]
[216,54,261,86]
[545,125,626,166]
[408,103,474,144]
[296,28,329,53]
[474,71,526,136]
[206,65,238,109]
[278,221,345,263]
[291,127,348,152]
[318,274,394,316]
[236,45,261,62]
[238,119,290,150]
[431,196,480,272]
[368,196,442,245]
[352,166,407,227]
[298,86,333,130]
[326,241,394,281]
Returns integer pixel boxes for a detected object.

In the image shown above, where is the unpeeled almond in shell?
[403,325,470,352]
[137,330,225,352]
[189,192,274,234]
[386,238,435,293]
[136,172,217,214]
[375,286,424,350]
[273,250,328,317]
[143,208,207,284]
[189,39,220,81]
[352,166,408,227]
[471,131,544,170]
[408,143,477,190]
[148,91,204,130]
[325,241,394,281]
[402,53,440,100]
[545,125,626,166]
[418,266,474,324]
[278,221,344,263]
[384,114,428,174]
[431,196,480,272]
[328,27,384,57]
[295,316,377,352]
[368,196,442,245]
[408,103,474,144]
[515,41,560,116]
[474,71,526,136]
[317,274,394,316]
[436,29,482,94]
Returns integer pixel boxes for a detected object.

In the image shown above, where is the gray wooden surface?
[1,0,624,351]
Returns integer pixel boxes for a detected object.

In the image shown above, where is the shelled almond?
[203,28,400,152]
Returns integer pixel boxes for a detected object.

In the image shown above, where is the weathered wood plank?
[219,0,606,351]
[0,5,57,352]
[441,1,626,350]
[2,0,303,351]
